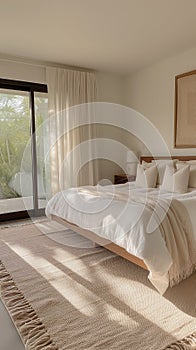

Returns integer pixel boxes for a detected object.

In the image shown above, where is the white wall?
[0,58,124,104]
[124,47,196,156]
[96,71,124,104]
[0,59,46,83]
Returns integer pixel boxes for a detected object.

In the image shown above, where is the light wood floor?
[0,300,24,350]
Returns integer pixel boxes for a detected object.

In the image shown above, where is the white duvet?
[46,183,196,294]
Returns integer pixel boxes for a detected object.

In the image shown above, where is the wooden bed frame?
[52,214,148,270]
[52,155,196,271]
[140,155,196,162]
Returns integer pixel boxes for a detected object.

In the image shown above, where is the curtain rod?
[0,52,96,73]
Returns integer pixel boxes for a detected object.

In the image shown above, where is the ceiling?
[0,0,196,75]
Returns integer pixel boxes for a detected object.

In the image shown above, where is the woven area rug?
[0,221,195,350]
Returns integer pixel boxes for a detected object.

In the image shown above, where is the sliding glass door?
[0,79,48,221]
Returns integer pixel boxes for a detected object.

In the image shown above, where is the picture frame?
[174,70,196,148]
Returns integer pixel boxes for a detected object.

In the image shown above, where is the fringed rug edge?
[0,260,58,350]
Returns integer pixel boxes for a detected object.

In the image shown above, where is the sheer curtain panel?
[46,67,98,196]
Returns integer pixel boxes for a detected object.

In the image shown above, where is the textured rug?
[0,221,195,350]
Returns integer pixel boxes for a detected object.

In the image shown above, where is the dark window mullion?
[30,90,39,212]
[0,78,47,93]
[0,78,47,221]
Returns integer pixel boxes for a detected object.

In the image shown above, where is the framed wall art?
[174,70,196,148]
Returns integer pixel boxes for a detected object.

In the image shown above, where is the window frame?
[0,78,48,222]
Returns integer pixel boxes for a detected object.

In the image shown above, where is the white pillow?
[187,160,196,164]
[176,161,196,188]
[135,164,157,188]
[142,159,177,185]
[161,165,190,193]
[152,159,177,185]
[188,187,196,192]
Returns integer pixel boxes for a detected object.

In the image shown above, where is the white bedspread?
[46,183,196,294]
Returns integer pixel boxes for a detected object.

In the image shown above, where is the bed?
[46,156,196,294]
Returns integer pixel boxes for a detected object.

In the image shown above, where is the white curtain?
[46,67,98,196]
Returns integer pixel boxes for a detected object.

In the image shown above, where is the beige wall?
[96,72,133,181]
[0,59,46,83]
[0,58,124,104]
[96,71,124,104]
[124,47,196,156]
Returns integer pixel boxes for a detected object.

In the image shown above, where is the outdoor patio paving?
[0,197,46,214]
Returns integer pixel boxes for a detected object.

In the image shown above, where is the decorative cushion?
[161,165,190,193]
[153,159,178,185]
[142,159,177,185]
[135,164,157,188]
[176,161,196,188]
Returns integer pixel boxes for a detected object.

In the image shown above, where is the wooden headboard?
[140,156,196,163]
